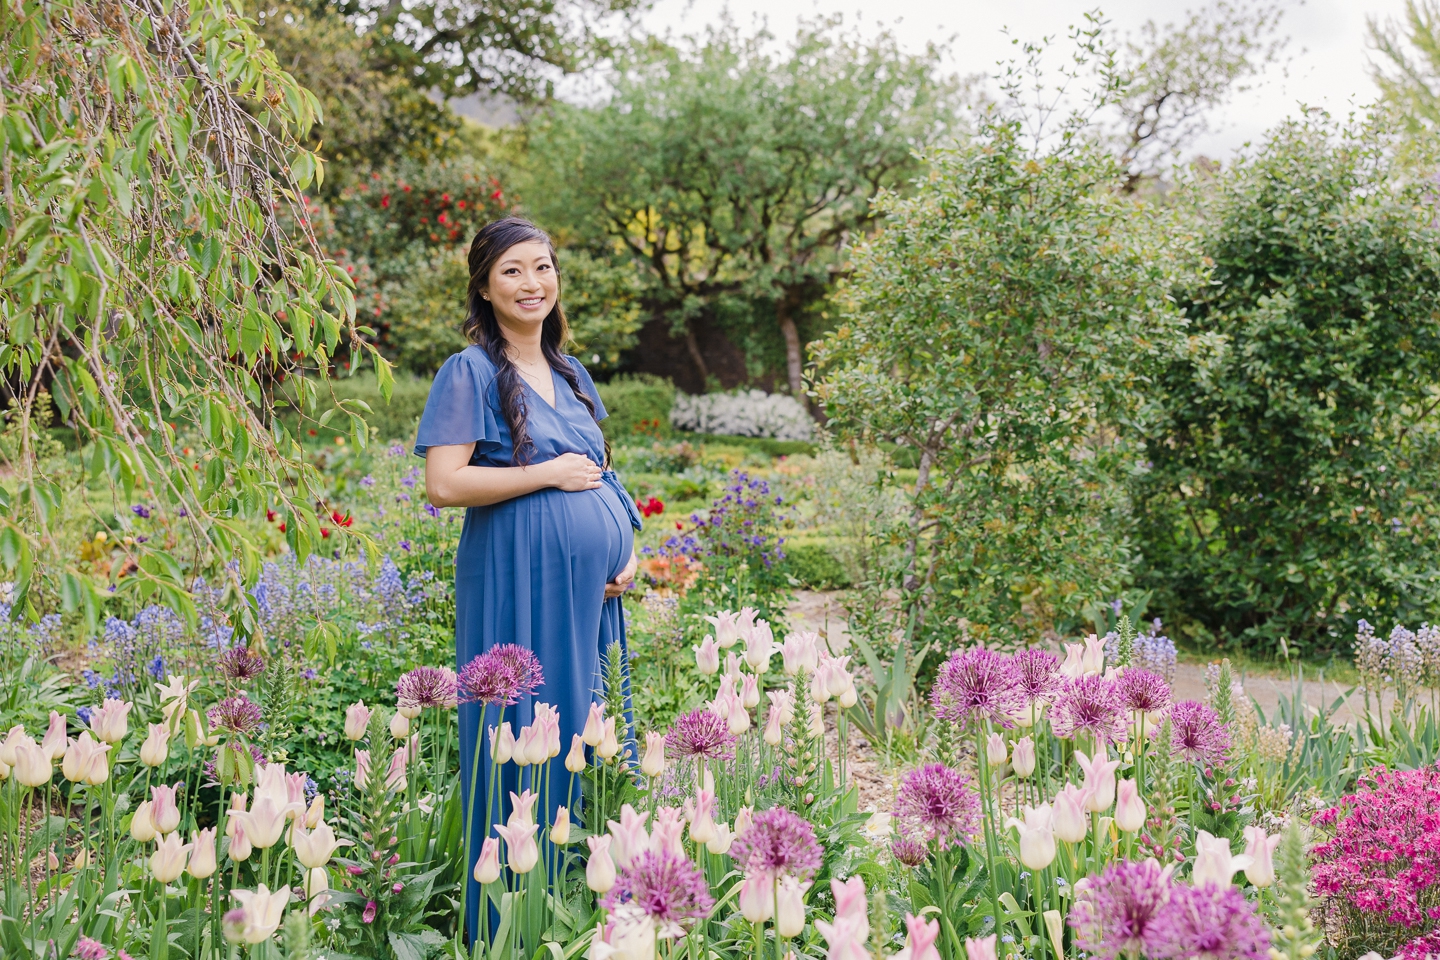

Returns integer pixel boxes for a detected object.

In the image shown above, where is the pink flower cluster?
[1311,764,1440,936]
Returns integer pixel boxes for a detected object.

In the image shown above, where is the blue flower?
[424,503,441,518]
[360,475,376,488]
[76,705,93,726]
[131,504,151,519]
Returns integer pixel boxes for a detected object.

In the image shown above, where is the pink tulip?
[150,832,192,883]
[1075,750,1120,811]
[508,789,539,827]
[565,734,587,773]
[585,835,616,892]
[781,631,820,675]
[1242,826,1281,887]
[188,828,218,879]
[651,807,687,858]
[229,794,304,849]
[704,610,741,648]
[965,934,998,960]
[1059,643,1085,679]
[42,712,68,760]
[607,804,650,869]
[814,914,869,960]
[344,701,371,741]
[1081,634,1106,676]
[151,783,182,834]
[1053,783,1091,843]
[582,702,606,747]
[694,637,721,675]
[831,876,869,939]
[896,915,942,960]
[738,871,775,922]
[474,837,501,884]
[89,699,133,744]
[354,749,371,790]
[641,732,666,778]
[496,821,538,873]
[1115,779,1146,833]
[489,723,515,764]
[741,673,761,710]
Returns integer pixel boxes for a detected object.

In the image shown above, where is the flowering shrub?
[670,389,815,441]
[1311,764,1440,956]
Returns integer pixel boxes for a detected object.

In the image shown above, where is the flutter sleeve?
[566,356,608,421]
[413,350,504,458]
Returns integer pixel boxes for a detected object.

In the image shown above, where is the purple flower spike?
[890,836,929,866]
[218,646,265,681]
[667,708,737,760]
[1169,700,1230,765]
[729,807,823,881]
[893,763,980,850]
[930,648,1024,729]
[602,850,714,930]
[1050,675,1128,745]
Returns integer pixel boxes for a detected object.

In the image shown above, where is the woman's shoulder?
[440,345,499,383]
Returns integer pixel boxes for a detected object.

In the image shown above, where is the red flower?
[437,212,448,225]
[457,200,467,209]
[490,189,503,200]
[418,217,427,224]
[278,522,286,532]
[331,510,354,527]
[441,193,450,202]
[266,509,276,522]
[321,528,331,538]
[401,184,412,193]
[307,428,318,436]
[380,195,390,208]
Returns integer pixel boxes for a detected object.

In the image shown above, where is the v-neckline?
[520,365,558,410]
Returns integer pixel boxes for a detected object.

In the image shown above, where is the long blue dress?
[413,346,639,941]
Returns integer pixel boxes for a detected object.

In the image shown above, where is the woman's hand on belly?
[605,551,637,599]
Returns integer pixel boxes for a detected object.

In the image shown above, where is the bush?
[1135,116,1440,655]
[782,540,852,589]
[670,389,815,440]
[598,374,677,440]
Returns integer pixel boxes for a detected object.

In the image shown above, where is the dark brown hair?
[463,218,600,465]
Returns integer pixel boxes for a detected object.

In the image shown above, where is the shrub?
[670,389,815,440]
[1135,116,1440,655]
[782,540,852,589]
[597,374,677,441]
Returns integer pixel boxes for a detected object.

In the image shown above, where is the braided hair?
[462,218,606,466]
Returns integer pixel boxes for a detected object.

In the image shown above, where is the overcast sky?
[641,0,1416,160]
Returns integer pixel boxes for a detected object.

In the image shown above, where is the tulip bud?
[985,733,1007,767]
[398,702,422,720]
[1243,826,1280,888]
[90,699,133,744]
[42,712,68,759]
[305,794,324,830]
[188,828,218,879]
[149,832,192,883]
[694,637,721,675]
[583,703,606,747]
[474,837,501,884]
[741,673,761,710]
[775,876,809,938]
[738,872,775,922]
[150,783,182,835]
[598,717,620,760]
[389,712,410,740]
[707,822,735,855]
[586,835,616,893]
[490,723,515,765]
[140,723,170,767]
[228,820,253,862]
[499,822,539,873]
[640,733,666,778]
[1115,779,1146,833]
[0,759,8,781]
[130,800,157,843]
[13,737,50,788]
[1052,783,1090,844]
[344,702,371,741]
[734,806,753,836]
[1012,737,1036,778]
[565,734,588,773]
[551,806,571,845]
[0,725,24,767]
[523,723,549,765]
[965,934,999,960]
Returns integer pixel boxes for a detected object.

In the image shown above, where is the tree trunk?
[777,297,804,398]
[683,322,709,387]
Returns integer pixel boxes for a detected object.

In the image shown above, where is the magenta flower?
[1312,765,1440,940]
[667,708,737,761]
[930,648,1024,729]
[74,937,109,960]
[1146,882,1270,960]
[362,900,378,924]
[602,850,715,931]
[218,647,265,681]
[1049,675,1128,745]
[1012,648,1061,703]
[893,763,979,850]
[1397,930,1440,960]
[729,807,823,881]
[890,836,929,867]
[1117,668,1171,714]
[1169,700,1230,765]
[397,666,458,709]
[1068,860,1175,960]
[457,643,543,706]
[208,695,263,735]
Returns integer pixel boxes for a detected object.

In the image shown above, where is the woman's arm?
[424,444,602,508]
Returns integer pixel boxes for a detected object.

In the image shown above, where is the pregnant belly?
[457,483,634,587]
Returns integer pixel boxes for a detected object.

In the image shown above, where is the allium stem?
[976,726,1006,959]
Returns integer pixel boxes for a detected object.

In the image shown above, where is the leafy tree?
[307,0,645,101]
[1134,116,1440,655]
[524,19,963,395]
[254,3,460,180]
[0,0,390,630]
[812,111,1180,650]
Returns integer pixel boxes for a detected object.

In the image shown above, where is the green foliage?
[1370,0,1440,135]
[524,18,963,390]
[253,3,460,180]
[0,0,393,630]
[813,113,1180,650]
[782,541,852,590]
[1135,116,1440,655]
[596,374,676,441]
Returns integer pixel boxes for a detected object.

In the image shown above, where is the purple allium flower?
[1050,675,1128,745]
[1012,648,1061,703]
[457,643,543,706]
[729,807,823,881]
[74,937,109,960]
[930,648,1024,729]
[397,666,458,709]
[1169,700,1231,765]
[218,646,265,681]
[1117,668,1172,714]
[893,763,980,850]
[602,850,715,931]
[1068,860,1174,960]
[890,836,929,867]
[667,708,737,761]
[1146,882,1270,960]
[209,695,263,735]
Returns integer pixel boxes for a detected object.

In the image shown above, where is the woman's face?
[484,241,558,334]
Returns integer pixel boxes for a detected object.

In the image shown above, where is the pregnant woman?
[414,217,640,942]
